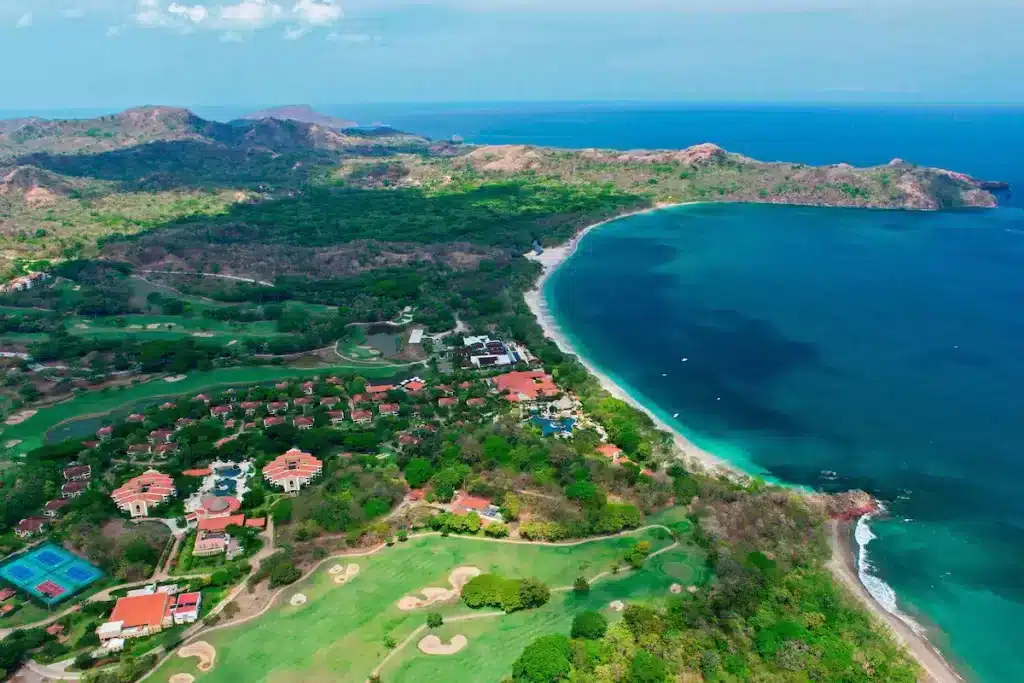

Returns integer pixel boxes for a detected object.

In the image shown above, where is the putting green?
[150,527,706,683]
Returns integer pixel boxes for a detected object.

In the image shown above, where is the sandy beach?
[524,204,965,683]
[828,521,964,683]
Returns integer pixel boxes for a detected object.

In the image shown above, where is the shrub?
[269,560,301,587]
[573,577,589,594]
[512,634,571,683]
[462,573,550,613]
[427,612,443,628]
[630,650,667,682]
[570,610,607,640]
[384,635,396,649]
[397,529,408,542]
[484,522,509,538]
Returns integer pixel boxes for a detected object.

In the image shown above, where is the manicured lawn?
[150,527,703,683]
[0,364,403,454]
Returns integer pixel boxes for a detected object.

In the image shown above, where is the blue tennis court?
[0,543,103,605]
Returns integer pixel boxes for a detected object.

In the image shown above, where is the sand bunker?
[609,601,626,612]
[227,339,238,346]
[289,593,308,606]
[398,566,481,610]
[670,583,683,594]
[4,439,22,449]
[191,332,214,338]
[330,563,360,584]
[4,409,36,425]
[74,323,90,329]
[128,324,143,329]
[178,641,216,671]
[418,634,468,655]
[147,323,166,329]
[169,675,195,683]
[688,585,698,594]
[164,374,187,383]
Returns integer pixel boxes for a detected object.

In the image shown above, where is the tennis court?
[0,543,103,604]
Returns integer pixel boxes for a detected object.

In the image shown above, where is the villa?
[294,417,314,430]
[63,464,91,482]
[97,590,201,644]
[328,410,345,425]
[155,443,177,457]
[111,470,176,518]
[366,384,395,394]
[263,448,323,492]
[210,405,232,419]
[44,499,69,517]
[148,429,173,444]
[15,517,47,538]
[438,397,458,408]
[267,401,288,414]
[293,397,313,409]
[127,444,152,456]
[263,416,285,427]
[194,514,246,557]
[379,403,400,416]
[126,414,146,423]
[241,401,262,415]
[320,396,340,408]
[97,426,113,440]
[467,397,487,408]
[597,444,624,463]
[193,394,211,404]
[301,381,315,395]
[352,410,372,424]
[61,481,87,498]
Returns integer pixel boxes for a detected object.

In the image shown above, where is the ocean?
[331,104,1021,681]
[421,104,1024,683]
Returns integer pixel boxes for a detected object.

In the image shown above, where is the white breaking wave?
[854,506,926,635]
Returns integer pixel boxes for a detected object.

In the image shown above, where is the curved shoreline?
[524,203,964,683]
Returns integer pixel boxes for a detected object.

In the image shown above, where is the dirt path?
[827,521,962,683]
[138,270,275,287]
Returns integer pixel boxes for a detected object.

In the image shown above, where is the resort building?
[328,410,345,425]
[126,414,146,423]
[379,403,400,416]
[293,397,313,409]
[15,517,47,538]
[294,417,314,430]
[96,426,113,440]
[97,589,202,643]
[263,448,323,492]
[210,405,232,419]
[63,464,91,482]
[241,401,261,415]
[351,410,372,424]
[267,401,288,414]
[44,499,70,517]
[194,514,246,557]
[61,481,87,498]
[148,429,173,444]
[263,416,285,428]
[493,371,560,403]
[111,470,176,518]
[458,336,519,368]
[597,444,624,463]
[320,396,341,408]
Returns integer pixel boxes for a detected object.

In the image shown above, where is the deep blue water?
[460,104,1024,683]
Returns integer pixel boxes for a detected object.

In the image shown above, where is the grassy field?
[0,364,404,455]
[150,527,707,683]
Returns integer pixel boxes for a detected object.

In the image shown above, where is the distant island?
[239,104,357,130]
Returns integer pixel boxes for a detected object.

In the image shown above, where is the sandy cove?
[524,202,742,479]
[524,203,965,683]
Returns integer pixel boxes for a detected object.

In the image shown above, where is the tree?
[269,560,301,587]
[518,577,550,609]
[427,612,443,628]
[512,634,571,683]
[272,498,293,524]
[404,457,435,489]
[570,610,607,640]
[629,650,667,682]
[573,577,589,594]
[500,492,521,521]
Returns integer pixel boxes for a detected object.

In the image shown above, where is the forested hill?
[0,105,1005,276]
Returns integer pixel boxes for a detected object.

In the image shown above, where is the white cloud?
[168,3,208,23]
[284,25,308,39]
[219,29,243,41]
[62,8,87,19]
[106,24,123,35]
[292,0,340,25]
[219,0,282,26]
[16,12,32,27]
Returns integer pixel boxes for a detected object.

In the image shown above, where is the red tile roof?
[0,588,16,601]
[494,371,559,402]
[379,403,400,415]
[455,493,490,511]
[293,397,313,406]
[244,517,266,528]
[466,397,486,407]
[597,444,623,460]
[294,417,314,427]
[404,381,425,392]
[366,384,394,394]
[197,514,246,532]
[320,397,340,407]
[263,448,322,484]
[16,517,47,533]
[111,470,175,510]
[97,426,113,437]
[211,405,231,416]
[126,413,146,423]
[438,397,457,407]
[351,410,372,422]
[183,468,212,477]
[263,416,285,427]
[398,434,421,446]
[155,443,177,455]
[241,401,262,410]
[110,592,173,630]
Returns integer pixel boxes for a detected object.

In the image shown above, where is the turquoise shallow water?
[546,203,1024,682]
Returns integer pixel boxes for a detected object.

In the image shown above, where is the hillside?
[0,105,1006,275]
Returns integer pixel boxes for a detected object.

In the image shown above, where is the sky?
[1,0,1024,112]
